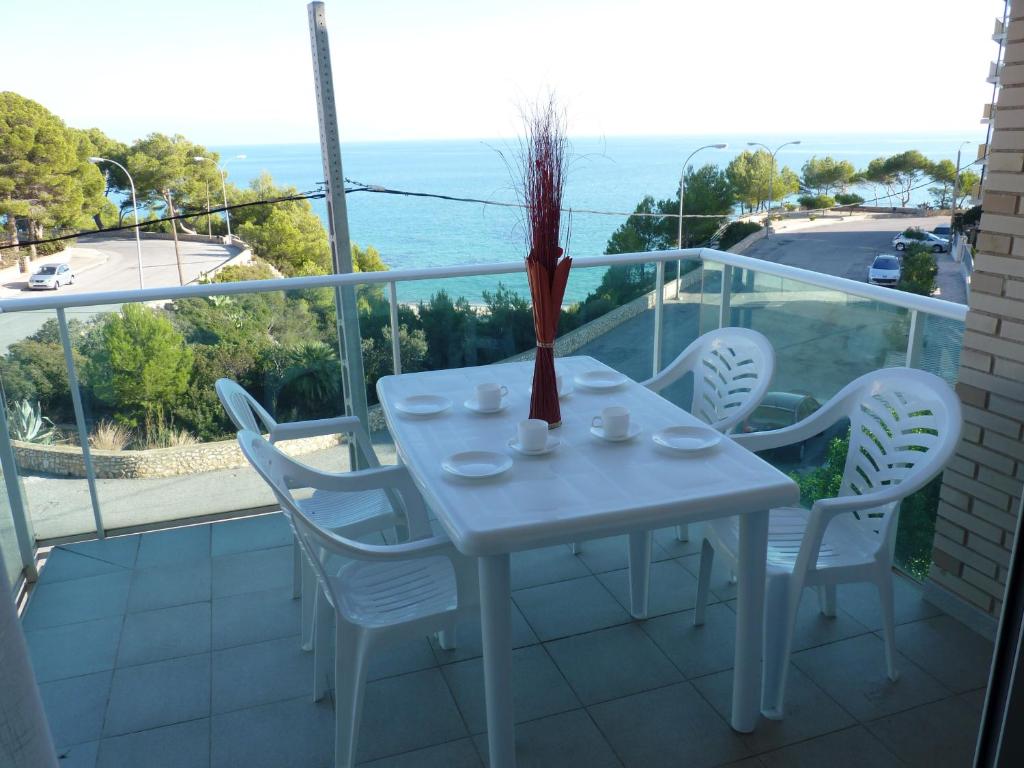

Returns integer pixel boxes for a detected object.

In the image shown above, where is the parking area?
[743,214,967,304]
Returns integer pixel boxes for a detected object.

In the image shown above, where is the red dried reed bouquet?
[519,99,571,427]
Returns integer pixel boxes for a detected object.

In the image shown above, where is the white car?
[868,254,902,287]
[27,262,75,290]
[891,230,949,253]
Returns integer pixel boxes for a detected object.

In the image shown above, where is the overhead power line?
[3,155,984,252]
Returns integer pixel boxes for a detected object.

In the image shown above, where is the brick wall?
[930,4,1024,622]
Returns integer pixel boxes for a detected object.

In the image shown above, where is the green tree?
[800,156,856,197]
[863,151,932,207]
[678,164,734,246]
[726,150,798,212]
[899,242,938,296]
[232,173,333,275]
[858,157,898,206]
[86,304,194,430]
[956,169,980,208]
[927,159,956,208]
[122,133,222,234]
[605,195,667,254]
[0,92,109,260]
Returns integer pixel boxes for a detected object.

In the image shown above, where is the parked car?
[867,254,902,287]
[27,263,75,290]
[742,391,824,462]
[932,225,952,237]
[891,228,949,252]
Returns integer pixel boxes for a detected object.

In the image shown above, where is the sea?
[211,133,982,304]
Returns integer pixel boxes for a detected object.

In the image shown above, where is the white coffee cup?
[518,418,549,452]
[476,383,508,410]
[592,406,630,439]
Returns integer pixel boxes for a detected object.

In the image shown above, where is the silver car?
[28,262,75,290]
[891,229,949,253]
[868,254,902,287]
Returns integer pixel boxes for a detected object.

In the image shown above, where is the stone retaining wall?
[13,433,340,479]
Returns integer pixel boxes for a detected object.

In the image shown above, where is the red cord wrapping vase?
[526,252,572,428]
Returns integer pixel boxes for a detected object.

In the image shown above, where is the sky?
[1,0,1004,145]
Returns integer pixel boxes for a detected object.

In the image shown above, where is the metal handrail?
[0,247,968,322]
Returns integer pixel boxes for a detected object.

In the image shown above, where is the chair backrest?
[643,327,775,434]
[216,378,277,435]
[823,367,962,548]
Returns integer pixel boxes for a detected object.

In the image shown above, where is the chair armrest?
[287,461,433,541]
[729,422,814,453]
[269,416,362,443]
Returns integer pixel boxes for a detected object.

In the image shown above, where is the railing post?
[905,309,926,369]
[719,264,733,329]
[56,309,104,539]
[653,261,665,376]
[0,389,38,581]
[388,280,402,376]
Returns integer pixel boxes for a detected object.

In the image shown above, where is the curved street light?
[193,154,246,239]
[676,143,728,298]
[746,140,801,238]
[88,156,144,289]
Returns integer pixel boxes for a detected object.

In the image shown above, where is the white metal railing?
[0,247,968,574]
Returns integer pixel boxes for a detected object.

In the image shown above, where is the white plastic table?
[377,356,799,768]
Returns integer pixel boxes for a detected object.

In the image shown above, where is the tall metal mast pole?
[308,2,369,462]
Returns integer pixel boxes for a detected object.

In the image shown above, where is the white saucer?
[590,423,642,442]
[508,435,561,456]
[575,370,628,391]
[442,451,513,479]
[464,398,508,414]
[395,394,452,416]
[652,425,722,453]
[528,381,575,398]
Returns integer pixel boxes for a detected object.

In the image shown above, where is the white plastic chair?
[217,379,430,649]
[572,327,775,553]
[692,367,962,718]
[238,430,478,768]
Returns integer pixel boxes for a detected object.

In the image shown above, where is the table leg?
[732,509,768,733]
[479,554,515,768]
[627,531,652,619]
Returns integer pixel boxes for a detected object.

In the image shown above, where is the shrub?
[797,194,836,210]
[834,193,864,206]
[85,304,194,430]
[212,260,278,283]
[143,421,199,449]
[899,243,938,296]
[718,221,762,250]
[901,227,927,240]
[90,420,132,451]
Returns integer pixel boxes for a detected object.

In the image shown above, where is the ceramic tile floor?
[22,513,993,767]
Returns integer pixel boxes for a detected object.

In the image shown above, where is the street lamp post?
[194,154,245,239]
[676,143,728,298]
[952,139,971,228]
[89,156,144,289]
[746,140,801,238]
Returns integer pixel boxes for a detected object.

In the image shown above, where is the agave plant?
[7,400,57,444]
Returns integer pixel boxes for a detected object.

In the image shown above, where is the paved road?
[0,233,239,299]
[743,215,967,304]
[0,234,239,351]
